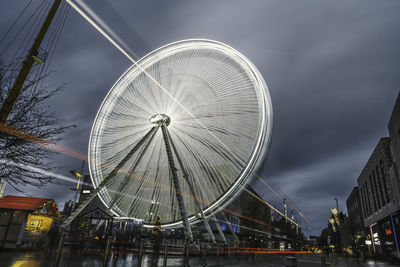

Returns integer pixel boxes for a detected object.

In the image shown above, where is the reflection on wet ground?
[1,251,398,267]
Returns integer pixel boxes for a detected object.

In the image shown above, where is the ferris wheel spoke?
[171,132,229,202]
[106,125,159,214]
[126,138,162,218]
[167,129,217,243]
[173,126,245,170]
[87,40,272,233]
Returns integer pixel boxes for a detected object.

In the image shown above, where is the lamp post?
[70,160,85,211]
[334,198,339,212]
[333,198,341,255]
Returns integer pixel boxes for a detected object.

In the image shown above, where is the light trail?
[65,0,308,224]
[254,177,310,224]
[0,122,87,161]
[0,121,287,228]
[243,187,298,227]
[0,0,308,230]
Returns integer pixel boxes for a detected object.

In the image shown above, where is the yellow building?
[0,195,60,248]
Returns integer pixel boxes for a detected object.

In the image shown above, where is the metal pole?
[202,244,207,267]
[334,198,339,212]
[236,240,240,263]
[0,0,62,122]
[60,127,157,230]
[53,232,64,267]
[216,246,220,265]
[221,212,239,243]
[137,239,144,267]
[161,125,193,242]
[102,236,111,267]
[163,242,168,267]
[184,243,190,267]
[167,131,216,244]
[212,216,227,245]
[228,246,231,264]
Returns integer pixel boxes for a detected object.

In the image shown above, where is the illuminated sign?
[365,240,372,245]
[386,229,392,235]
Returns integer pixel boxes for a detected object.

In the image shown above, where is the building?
[388,91,400,258]
[388,92,400,164]
[0,195,60,248]
[62,200,74,216]
[357,137,400,256]
[346,187,364,235]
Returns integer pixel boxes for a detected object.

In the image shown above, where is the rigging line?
[242,186,298,227]
[253,175,310,224]
[34,2,69,93]
[1,0,47,59]
[65,0,307,225]
[0,0,33,46]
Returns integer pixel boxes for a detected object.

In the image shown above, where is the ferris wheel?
[62,39,272,241]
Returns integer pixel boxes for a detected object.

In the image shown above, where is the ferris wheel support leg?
[221,212,239,244]
[161,125,193,242]
[167,130,216,244]
[106,125,159,215]
[212,216,227,246]
[60,127,157,231]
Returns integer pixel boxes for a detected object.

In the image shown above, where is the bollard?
[285,256,297,267]
[184,243,190,267]
[53,232,64,267]
[137,239,144,267]
[321,255,326,267]
[237,246,240,263]
[202,244,207,267]
[228,247,231,264]
[163,242,168,267]
[102,236,111,267]
[216,246,220,265]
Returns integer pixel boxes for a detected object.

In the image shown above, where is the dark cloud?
[1,0,400,236]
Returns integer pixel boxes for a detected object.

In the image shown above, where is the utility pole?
[0,0,62,123]
[0,0,62,198]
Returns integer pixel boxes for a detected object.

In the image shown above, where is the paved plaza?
[1,251,400,267]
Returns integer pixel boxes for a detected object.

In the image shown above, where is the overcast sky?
[1,0,400,236]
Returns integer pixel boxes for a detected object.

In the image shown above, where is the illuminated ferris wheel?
[64,39,272,241]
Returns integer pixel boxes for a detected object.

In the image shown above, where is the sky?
[1,0,400,237]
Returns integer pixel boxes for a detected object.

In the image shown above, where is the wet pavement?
[0,251,399,267]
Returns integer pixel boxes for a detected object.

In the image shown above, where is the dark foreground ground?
[0,250,399,267]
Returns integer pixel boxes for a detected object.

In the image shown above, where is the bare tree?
[0,61,71,192]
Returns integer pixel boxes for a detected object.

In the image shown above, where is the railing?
[51,236,313,267]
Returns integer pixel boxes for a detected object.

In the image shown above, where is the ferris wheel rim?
[88,39,273,228]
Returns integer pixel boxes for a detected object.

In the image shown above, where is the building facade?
[0,195,60,248]
[346,186,364,235]
[357,137,400,257]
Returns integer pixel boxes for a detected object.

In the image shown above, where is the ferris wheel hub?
[150,114,171,126]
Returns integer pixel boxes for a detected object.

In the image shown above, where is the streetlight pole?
[70,160,85,211]
[334,198,339,212]
[333,198,341,256]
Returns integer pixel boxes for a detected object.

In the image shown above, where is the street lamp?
[334,198,339,212]
[70,160,85,211]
